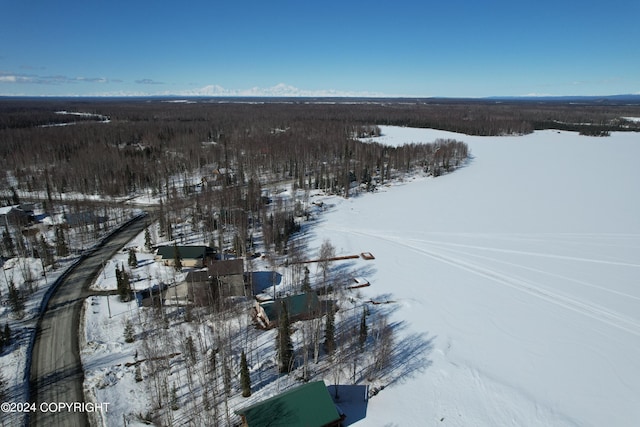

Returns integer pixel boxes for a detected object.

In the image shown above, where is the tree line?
[2,98,638,202]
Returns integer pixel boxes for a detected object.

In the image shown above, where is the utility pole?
[106,294,112,319]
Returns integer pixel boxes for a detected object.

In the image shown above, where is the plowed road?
[29,215,147,426]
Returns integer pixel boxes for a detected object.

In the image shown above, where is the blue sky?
[1,0,639,97]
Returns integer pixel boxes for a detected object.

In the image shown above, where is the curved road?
[29,215,148,426]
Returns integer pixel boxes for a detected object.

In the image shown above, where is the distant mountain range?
[2,93,640,105]
[484,94,640,103]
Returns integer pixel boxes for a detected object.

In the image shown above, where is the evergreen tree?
[4,323,11,344]
[173,243,183,271]
[324,302,336,356]
[301,266,311,293]
[115,264,122,291]
[2,228,15,258]
[122,266,131,301]
[128,248,138,268]
[55,226,69,257]
[10,186,20,205]
[144,224,153,251]
[359,307,368,352]
[276,301,294,373]
[223,356,232,396]
[240,350,251,397]
[184,335,197,364]
[124,319,135,343]
[170,383,180,410]
[116,264,132,301]
[7,280,24,315]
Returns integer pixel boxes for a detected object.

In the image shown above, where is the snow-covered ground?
[302,127,639,426]
[79,126,640,426]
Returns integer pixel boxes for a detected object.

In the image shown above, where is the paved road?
[29,215,148,427]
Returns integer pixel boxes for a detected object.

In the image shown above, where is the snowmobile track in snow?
[332,227,640,338]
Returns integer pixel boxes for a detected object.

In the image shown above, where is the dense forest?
[0,99,470,199]
[2,97,638,202]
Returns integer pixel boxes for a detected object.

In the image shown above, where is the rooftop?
[235,381,341,427]
[260,292,320,322]
[208,258,244,276]
[156,245,214,260]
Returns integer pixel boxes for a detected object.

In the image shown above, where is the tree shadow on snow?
[381,321,435,388]
[327,384,369,426]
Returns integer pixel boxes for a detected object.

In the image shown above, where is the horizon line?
[2,93,640,101]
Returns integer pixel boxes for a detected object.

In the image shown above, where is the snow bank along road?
[29,215,148,427]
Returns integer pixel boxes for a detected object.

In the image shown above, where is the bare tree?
[371,313,395,380]
[318,239,335,286]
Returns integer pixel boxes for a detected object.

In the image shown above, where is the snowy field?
[303,127,640,426]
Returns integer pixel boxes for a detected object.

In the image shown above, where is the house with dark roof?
[0,204,35,227]
[170,258,247,306]
[255,292,321,329]
[154,245,215,268]
[235,381,343,427]
[208,258,245,296]
[64,211,107,227]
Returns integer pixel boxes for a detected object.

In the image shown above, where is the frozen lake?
[307,127,640,426]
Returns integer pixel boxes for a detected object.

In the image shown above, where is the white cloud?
[1,73,393,97]
[522,92,554,97]
[0,71,116,85]
[75,76,109,83]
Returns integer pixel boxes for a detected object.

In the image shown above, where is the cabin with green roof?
[154,245,215,268]
[235,381,343,427]
[254,292,321,329]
